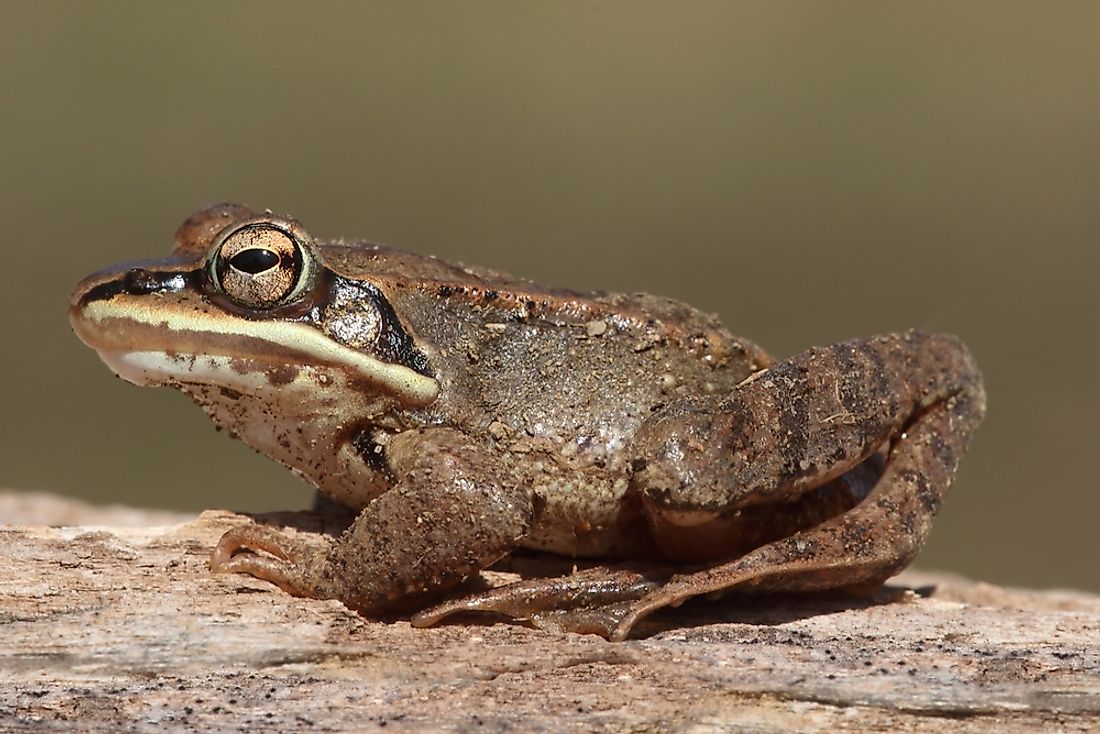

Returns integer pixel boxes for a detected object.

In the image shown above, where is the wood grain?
[2,491,1097,733]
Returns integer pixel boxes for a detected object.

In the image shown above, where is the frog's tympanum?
[70,204,985,640]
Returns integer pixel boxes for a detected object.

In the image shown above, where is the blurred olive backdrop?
[1,2,1095,592]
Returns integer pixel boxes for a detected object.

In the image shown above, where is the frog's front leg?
[416,331,984,640]
[210,427,533,614]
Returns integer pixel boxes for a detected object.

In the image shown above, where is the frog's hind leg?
[615,330,986,640]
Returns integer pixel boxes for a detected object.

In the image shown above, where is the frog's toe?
[210,524,320,596]
[526,602,640,639]
[411,565,673,639]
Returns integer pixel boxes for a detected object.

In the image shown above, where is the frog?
[69,203,985,641]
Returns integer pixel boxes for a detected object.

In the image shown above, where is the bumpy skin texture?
[412,331,985,639]
[70,205,986,641]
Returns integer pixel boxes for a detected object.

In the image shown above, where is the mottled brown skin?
[70,204,986,641]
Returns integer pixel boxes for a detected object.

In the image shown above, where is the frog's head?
[69,204,439,499]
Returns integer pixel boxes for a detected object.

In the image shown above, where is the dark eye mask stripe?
[80,268,201,303]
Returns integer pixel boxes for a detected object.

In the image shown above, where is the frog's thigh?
[633,332,978,551]
[213,428,533,614]
[617,331,985,640]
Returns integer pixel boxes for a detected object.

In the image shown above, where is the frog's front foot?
[411,565,677,640]
[210,524,331,599]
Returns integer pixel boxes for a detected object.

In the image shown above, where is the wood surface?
[1,491,1097,733]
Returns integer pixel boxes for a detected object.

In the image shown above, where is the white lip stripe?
[101,350,268,390]
[83,298,439,405]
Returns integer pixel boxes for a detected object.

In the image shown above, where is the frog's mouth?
[70,294,440,406]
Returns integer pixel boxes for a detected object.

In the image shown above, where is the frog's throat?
[77,299,440,406]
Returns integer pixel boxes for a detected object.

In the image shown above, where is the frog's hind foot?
[411,564,676,639]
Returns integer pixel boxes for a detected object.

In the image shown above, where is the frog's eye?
[210,222,315,309]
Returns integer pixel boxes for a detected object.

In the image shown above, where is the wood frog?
[69,204,985,640]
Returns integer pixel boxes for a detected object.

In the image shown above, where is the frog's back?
[318,240,770,367]
[317,240,772,436]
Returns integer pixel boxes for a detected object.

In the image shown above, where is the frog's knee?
[631,399,779,562]
[630,396,750,514]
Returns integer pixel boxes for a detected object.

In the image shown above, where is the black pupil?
[229,248,280,274]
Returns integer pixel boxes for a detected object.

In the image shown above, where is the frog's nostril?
[123,268,160,294]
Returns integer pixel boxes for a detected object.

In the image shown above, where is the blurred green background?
[1,2,1095,592]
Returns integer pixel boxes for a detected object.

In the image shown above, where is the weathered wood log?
[2,491,1097,732]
